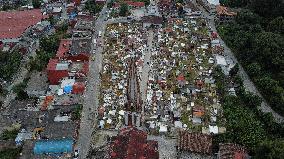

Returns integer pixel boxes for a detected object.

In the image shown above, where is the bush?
[0,129,19,140]
[0,148,22,159]
[71,105,83,121]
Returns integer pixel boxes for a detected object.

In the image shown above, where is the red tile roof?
[47,59,59,71]
[114,1,145,8]
[219,143,248,159]
[178,131,212,154]
[110,127,159,159]
[56,39,72,59]
[0,9,47,39]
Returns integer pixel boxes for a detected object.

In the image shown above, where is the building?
[0,9,47,43]
[70,30,92,55]
[109,127,159,159]
[33,138,73,155]
[114,1,145,8]
[46,59,89,85]
[216,5,237,23]
[56,39,90,61]
[218,143,249,159]
[142,16,163,28]
[184,2,202,18]
[178,131,212,154]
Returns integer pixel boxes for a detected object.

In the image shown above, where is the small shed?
[33,138,73,155]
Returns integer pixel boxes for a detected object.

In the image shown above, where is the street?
[76,3,109,159]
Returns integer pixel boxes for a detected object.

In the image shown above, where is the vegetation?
[107,0,115,8]
[119,3,129,17]
[0,129,19,140]
[0,51,22,81]
[71,105,83,121]
[12,79,29,101]
[0,148,22,159]
[32,0,41,9]
[28,24,68,72]
[217,0,284,116]
[212,61,284,157]
[85,0,103,14]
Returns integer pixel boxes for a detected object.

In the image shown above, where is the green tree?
[107,0,115,8]
[119,3,129,17]
[249,0,284,18]
[32,0,41,9]
[246,62,262,77]
[254,139,284,159]
[267,16,284,35]
[0,148,22,159]
[220,0,248,8]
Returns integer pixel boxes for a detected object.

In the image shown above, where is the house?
[178,131,212,154]
[55,39,90,61]
[46,59,89,85]
[142,16,163,28]
[113,1,145,9]
[0,9,47,43]
[218,143,249,159]
[216,5,237,24]
[70,30,92,55]
[109,127,159,159]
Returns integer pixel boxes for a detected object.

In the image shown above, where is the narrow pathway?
[140,30,154,114]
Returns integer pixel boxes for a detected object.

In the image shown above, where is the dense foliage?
[0,148,22,159]
[32,0,41,9]
[212,64,284,157]
[217,2,284,115]
[85,0,103,14]
[0,51,22,81]
[119,3,129,17]
[0,129,19,140]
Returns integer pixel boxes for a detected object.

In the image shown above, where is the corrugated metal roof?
[0,9,47,39]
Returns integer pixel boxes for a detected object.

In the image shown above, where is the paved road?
[76,4,109,159]
[192,0,284,123]
[140,30,154,114]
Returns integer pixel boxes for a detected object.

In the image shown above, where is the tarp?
[63,85,72,94]
[33,138,73,155]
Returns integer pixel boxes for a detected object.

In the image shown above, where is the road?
[192,0,284,123]
[140,30,154,114]
[76,3,109,159]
